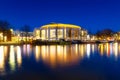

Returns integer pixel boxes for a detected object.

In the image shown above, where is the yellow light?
[41,46,46,60]
[38,45,86,68]
[9,45,15,71]
[35,46,40,62]
[106,43,110,57]
[75,44,78,55]
[23,45,27,55]
[63,46,67,62]
[41,30,46,40]
[50,29,56,40]
[50,46,56,67]
[4,46,8,57]
[41,23,80,29]
[4,36,7,42]
[80,44,84,57]
[4,46,8,58]
[36,30,39,34]
[99,44,104,56]
[57,45,61,56]
[0,46,5,72]
[87,35,90,40]
[0,33,3,37]
[81,31,84,36]
[114,42,118,58]
[57,45,64,64]
[36,30,40,39]
[16,46,22,67]
[57,29,63,39]
[10,29,13,33]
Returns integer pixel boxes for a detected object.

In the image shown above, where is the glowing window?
[50,29,56,40]
[41,30,46,40]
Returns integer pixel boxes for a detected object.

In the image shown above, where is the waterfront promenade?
[0,40,116,45]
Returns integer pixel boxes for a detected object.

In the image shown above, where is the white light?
[87,44,90,58]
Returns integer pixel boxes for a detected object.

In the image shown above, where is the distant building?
[113,32,120,41]
[34,28,41,40]
[12,31,33,42]
[34,23,88,41]
[80,29,88,41]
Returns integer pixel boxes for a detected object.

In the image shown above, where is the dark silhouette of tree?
[0,20,11,41]
[96,29,114,40]
[21,25,31,43]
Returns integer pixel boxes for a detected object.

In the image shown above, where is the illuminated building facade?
[0,29,12,42]
[34,23,88,41]
[12,31,33,42]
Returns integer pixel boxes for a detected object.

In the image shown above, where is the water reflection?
[35,46,40,61]
[9,45,16,71]
[98,42,120,58]
[34,44,96,68]
[1,43,120,74]
[114,43,118,58]
[16,46,22,67]
[92,44,94,53]
[0,46,5,72]
[0,45,23,75]
[23,44,32,57]
[33,43,120,68]
[86,44,91,58]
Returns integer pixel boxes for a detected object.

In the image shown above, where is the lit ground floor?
[35,28,88,41]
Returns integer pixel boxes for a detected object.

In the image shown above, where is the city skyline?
[0,0,120,33]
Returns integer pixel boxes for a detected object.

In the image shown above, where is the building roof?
[41,23,81,29]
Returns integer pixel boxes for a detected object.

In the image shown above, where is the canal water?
[0,43,120,80]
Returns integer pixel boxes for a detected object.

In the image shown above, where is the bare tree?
[21,25,31,43]
[96,29,114,40]
[0,20,11,42]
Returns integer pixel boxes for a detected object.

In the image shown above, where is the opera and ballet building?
[34,23,88,41]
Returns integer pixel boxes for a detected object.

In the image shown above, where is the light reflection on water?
[0,43,120,75]
[37,45,84,67]
[0,46,5,73]
[16,46,22,67]
[9,45,15,71]
[98,42,119,58]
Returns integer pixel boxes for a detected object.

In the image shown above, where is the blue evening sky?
[0,0,120,33]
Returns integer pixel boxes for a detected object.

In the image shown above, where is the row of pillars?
[39,28,86,41]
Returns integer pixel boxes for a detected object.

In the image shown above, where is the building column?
[77,29,79,40]
[66,28,67,40]
[78,29,80,40]
[40,29,41,39]
[56,28,58,40]
[71,29,74,40]
[45,29,47,40]
[64,28,66,40]
[48,26,50,41]
[63,28,64,39]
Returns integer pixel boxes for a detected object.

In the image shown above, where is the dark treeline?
[21,25,31,42]
[96,29,115,40]
[0,20,117,40]
[0,20,31,31]
[0,20,31,42]
[0,20,12,41]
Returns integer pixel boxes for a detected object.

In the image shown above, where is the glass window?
[57,29,63,39]
[50,29,56,40]
[41,30,45,40]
